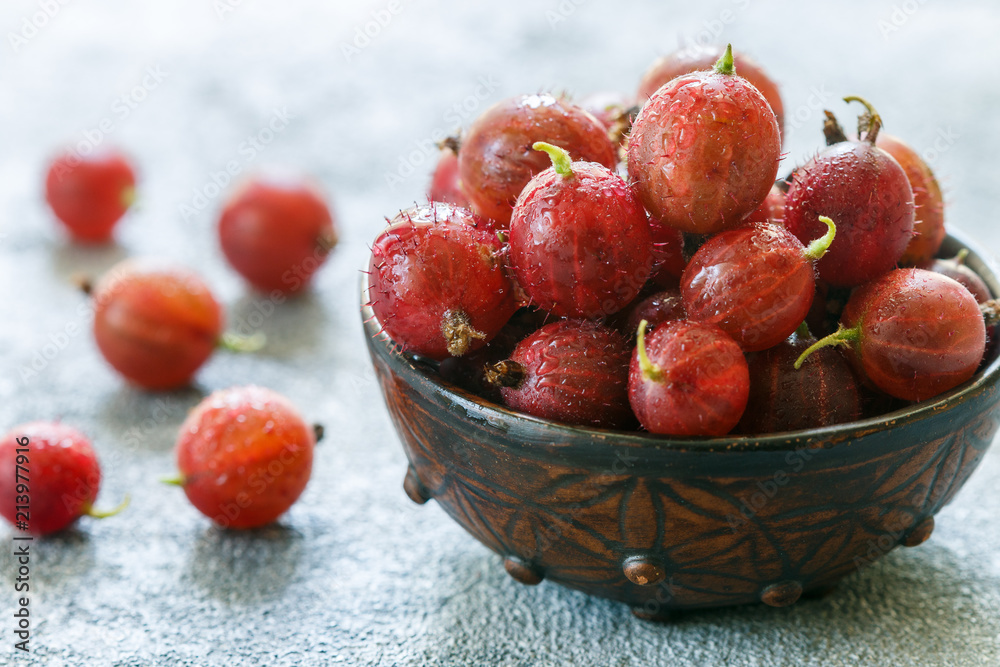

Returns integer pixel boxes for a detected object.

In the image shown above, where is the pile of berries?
[369,44,996,437]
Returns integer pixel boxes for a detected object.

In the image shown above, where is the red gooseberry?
[0,422,127,535]
[929,250,991,303]
[45,149,136,243]
[458,94,618,226]
[795,268,986,402]
[681,217,836,351]
[784,98,914,287]
[91,260,261,391]
[485,319,634,429]
[735,325,862,434]
[368,203,519,360]
[508,142,652,318]
[629,319,749,436]
[218,175,338,294]
[637,44,785,141]
[428,138,471,208]
[169,386,315,529]
[876,133,945,267]
[628,45,781,234]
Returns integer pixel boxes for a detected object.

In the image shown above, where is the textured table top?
[1,1,999,665]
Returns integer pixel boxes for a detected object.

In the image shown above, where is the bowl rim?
[361,229,1000,453]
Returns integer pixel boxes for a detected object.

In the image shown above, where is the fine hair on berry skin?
[784,97,915,287]
[735,325,862,434]
[680,217,837,351]
[627,44,782,235]
[795,268,987,402]
[628,319,750,436]
[507,142,654,318]
[484,319,635,429]
[368,202,520,361]
[637,44,786,142]
[458,94,618,226]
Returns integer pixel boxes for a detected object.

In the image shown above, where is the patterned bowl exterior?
[362,233,1000,615]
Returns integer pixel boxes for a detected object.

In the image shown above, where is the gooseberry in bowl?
[361,232,1000,617]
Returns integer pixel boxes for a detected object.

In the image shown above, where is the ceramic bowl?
[362,232,1000,618]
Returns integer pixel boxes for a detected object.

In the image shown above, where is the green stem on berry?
[981,299,1000,328]
[83,494,130,519]
[218,331,267,353]
[484,360,527,389]
[794,321,812,339]
[803,216,837,261]
[313,424,325,444]
[533,141,574,178]
[637,319,666,383]
[713,43,736,76]
[844,95,883,144]
[823,110,848,146]
[160,475,186,486]
[954,248,970,266]
[441,309,486,357]
[794,324,861,369]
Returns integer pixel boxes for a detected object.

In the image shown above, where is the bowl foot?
[403,465,431,505]
[503,556,544,586]
[902,516,935,547]
[761,580,803,607]
[622,556,666,586]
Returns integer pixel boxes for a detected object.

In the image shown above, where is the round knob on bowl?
[902,516,935,547]
[403,465,431,505]
[761,580,802,607]
[622,556,666,586]
[503,556,544,586]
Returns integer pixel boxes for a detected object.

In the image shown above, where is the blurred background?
[1,1,999,665]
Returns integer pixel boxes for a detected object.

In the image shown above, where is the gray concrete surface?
[1,0,999,665]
